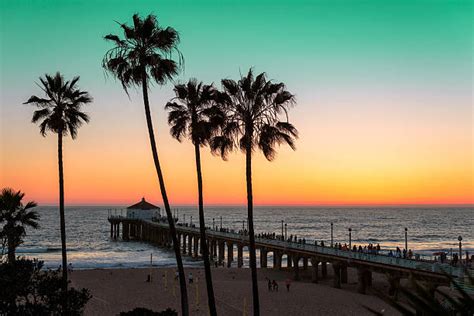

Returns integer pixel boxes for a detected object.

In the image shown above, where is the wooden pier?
[108,216,472,295]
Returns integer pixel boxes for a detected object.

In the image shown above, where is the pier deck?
[108,216,473,294]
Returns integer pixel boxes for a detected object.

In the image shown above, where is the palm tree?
[0,188,39,263]
[211,69,298,316]
[24,72,92,302]
[102,14,189,315]
[166,79,224,316]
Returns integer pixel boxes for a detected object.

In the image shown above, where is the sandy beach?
[70,265,402,315]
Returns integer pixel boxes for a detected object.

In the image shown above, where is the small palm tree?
[0,188,39,263]
[166,79,224,316]
[212,69,298,316]
[24,72,92,303]
[102,14,189,315]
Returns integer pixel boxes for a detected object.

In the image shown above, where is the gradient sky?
[0,0,472,206]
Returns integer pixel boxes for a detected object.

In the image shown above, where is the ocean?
[16,206,473,270]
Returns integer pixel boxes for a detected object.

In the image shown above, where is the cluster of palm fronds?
[366,273,474,315]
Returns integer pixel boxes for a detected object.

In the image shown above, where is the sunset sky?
[0,0,472,206]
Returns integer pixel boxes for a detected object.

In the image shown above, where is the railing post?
[330,222,333,247]
[348,228,352,249]
[404,227,408,251]
[281,220,284,239]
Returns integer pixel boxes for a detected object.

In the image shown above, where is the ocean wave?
[41,258,203,270]
[16,247,74,254]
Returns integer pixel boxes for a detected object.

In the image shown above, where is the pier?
[108,216,473,295]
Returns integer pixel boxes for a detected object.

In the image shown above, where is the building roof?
[127,197,160,210]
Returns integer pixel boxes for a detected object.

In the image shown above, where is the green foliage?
[0,187,39,262]
[120,307,178,316]
[0,258,91,315]
[366,273,474,316]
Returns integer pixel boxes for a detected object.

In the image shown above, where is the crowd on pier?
[159,218,472,268]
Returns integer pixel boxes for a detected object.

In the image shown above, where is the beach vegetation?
[0,258,90,315]
[0,188,39,263]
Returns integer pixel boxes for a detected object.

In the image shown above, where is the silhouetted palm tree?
[102,14,189,315]
[212,69,298,316]
[0,188,39,263]
[24,72,92,304]
[166,79,224,316]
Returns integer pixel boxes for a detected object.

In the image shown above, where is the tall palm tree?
[102,14,189,315]
[0,188,39,263]
[211,69,298,316]
[166,79,224,316]
[24,72,92,302]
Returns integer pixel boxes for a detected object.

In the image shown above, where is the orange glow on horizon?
[2,98,472,207]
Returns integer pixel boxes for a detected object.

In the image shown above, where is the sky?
[0,0,472,206]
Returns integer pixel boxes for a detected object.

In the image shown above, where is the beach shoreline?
[70,266,402,315]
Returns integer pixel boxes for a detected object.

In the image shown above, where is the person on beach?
[272,280,279,292]
[285,278,291,292]
[188,272,193,284]
[267,278,273,291]
[175,270,179,280]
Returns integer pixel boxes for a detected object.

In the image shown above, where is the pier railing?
[108,216,471,280]
[141,220,470,278]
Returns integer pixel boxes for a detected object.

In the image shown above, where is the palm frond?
[26,73,92,139]
[210,135,234,160]
[102,13,183,92]
[215,68,297,160]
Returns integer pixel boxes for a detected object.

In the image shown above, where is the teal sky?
[1,0,472,205]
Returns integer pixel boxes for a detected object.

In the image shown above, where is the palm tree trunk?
[7,235,15,263]
[194,143,217,316]
[246,142,260,316]
[141,72,189,316]
[58,132,68,310]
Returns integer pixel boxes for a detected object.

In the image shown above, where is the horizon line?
[35,203,474,208]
